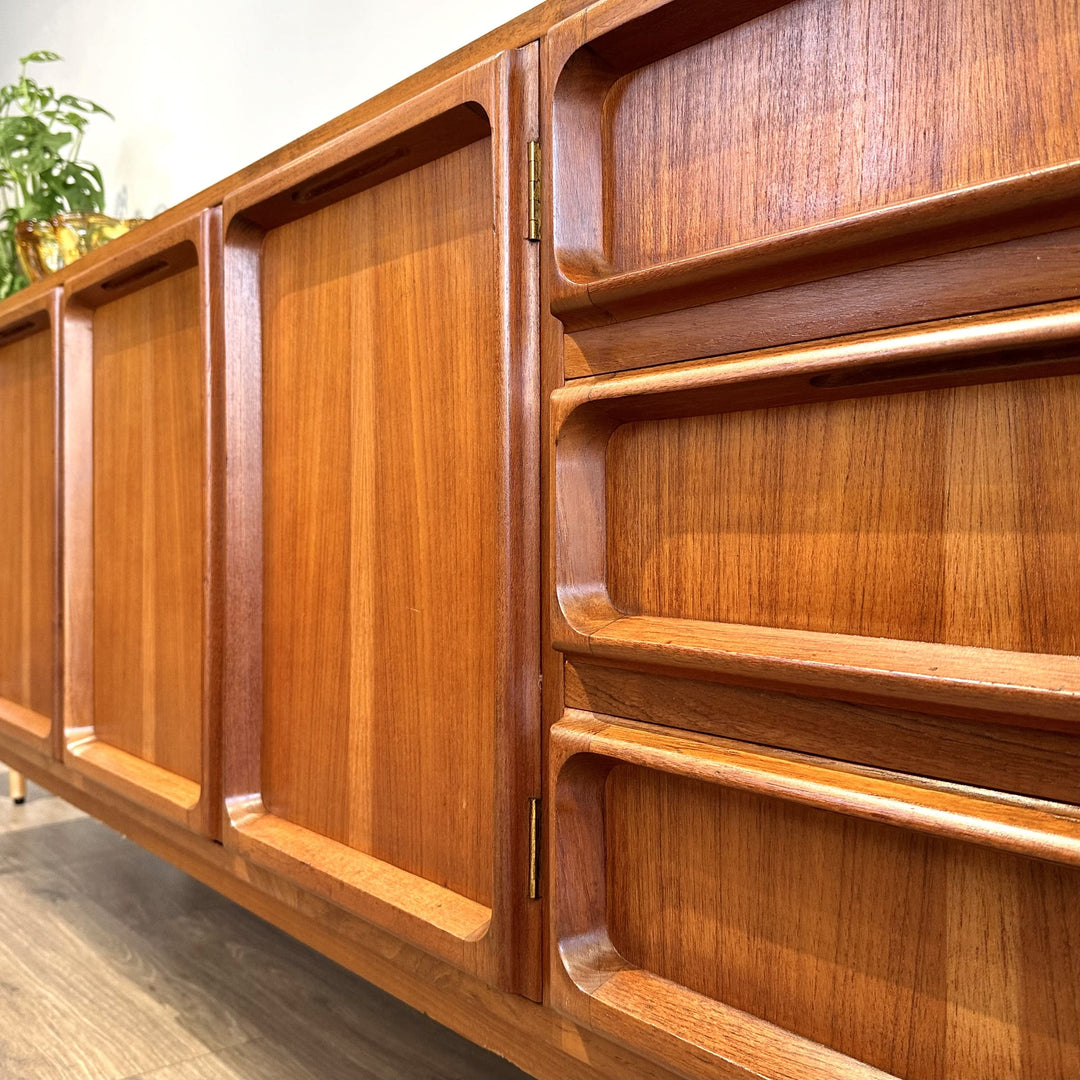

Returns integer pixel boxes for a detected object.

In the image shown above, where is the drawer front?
[549,713,1080,1079]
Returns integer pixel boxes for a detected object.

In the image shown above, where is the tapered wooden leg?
[9,770,26,805]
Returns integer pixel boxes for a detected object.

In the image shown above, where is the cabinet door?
[0,291,60,760]
[223,46,540,996]
[63,211,222,836]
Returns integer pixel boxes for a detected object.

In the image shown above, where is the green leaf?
[20,50,62,65]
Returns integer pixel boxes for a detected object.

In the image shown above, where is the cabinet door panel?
[0,295,59,757]
[63,212,222,836]
[223,47,540,995]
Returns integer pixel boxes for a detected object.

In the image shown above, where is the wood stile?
[548,711,1080,1080]
[221,47,541,996]
[0,289,62,759]
[544,0,1079,329]
[60,208,223,838]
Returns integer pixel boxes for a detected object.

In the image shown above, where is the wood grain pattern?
[546,0,1080,327]
[260,140,495,904]
[223,49,541,993]
[62,210,223,837]
[0,326,55,726]
[607,374,1079,653]
[604,0,1079,273]
[565,661,1080,804]
[92,266,204,783]
[550,713,1080,1079]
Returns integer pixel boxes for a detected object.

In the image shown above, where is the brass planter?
[15,211,143,282]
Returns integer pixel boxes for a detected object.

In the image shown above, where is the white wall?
[0,0,534,218]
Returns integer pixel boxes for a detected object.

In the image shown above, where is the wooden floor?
[0,767,532,1080]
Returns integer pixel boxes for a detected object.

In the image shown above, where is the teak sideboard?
[1,0,1078,1076]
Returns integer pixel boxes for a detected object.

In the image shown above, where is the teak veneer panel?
[260,137,497,906]
[607,374,1079,654]
[62,210,223,837]
[545,0,1080,327]
[602,0,1079,273]
[0,294,59,754]
[92,267,204,784]
[222,48,540,995]
[550,714,1080,1080]
[605,766,1079,1080]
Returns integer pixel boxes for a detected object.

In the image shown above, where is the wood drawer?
[544,0,1079,332]
[549,712,1080,1079]
[62,209,223,837]
[552,303,1080,730]
[0,291,61,758]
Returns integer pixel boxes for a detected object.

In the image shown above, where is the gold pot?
[14,218,64,282]
[14,212,144,282]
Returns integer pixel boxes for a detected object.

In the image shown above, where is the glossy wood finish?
[553,303,1080,726]
[0,290,60,758]
[62,210,223,836]
[550,712,1080,1079]
[222,50,540,994]
[565,662,1080,805]
[606,374,1078,653]
[546,0,1079,327]
[0,0,1075,1075]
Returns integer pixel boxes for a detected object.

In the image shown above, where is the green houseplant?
[0,50,112,300]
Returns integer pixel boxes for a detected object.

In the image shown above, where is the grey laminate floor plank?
[0,770,531,1080]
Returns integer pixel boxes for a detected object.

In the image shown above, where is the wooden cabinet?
[61,210,222,836]
[0,0,1076,1076]
[221,48,540,995]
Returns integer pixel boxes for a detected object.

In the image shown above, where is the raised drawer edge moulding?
[561,228,1080,379]
[0,287,62,757]
[543,0,1080,328]
[220,47,542,995]
[547,711,1080,1080]
[552,300,1080,727]
[61,207,224,838]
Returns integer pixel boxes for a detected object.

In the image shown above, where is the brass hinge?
[528,797,541,899]
[527,140,541,242]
